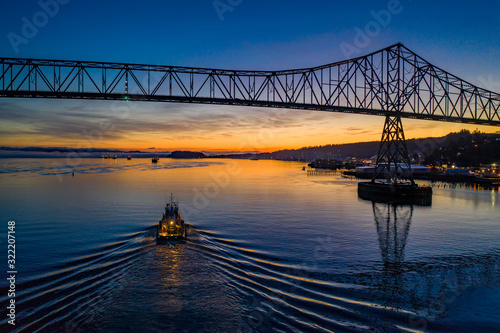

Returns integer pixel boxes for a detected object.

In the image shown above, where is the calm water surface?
[1,158,499,332]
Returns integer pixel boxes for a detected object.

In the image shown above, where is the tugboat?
[156,194,186,240]
[152,156,159,163]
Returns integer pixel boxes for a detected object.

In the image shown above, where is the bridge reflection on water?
[372,202,413,267]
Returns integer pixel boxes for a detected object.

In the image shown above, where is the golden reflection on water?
[153,243,187,312]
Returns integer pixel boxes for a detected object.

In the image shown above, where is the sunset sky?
[1,0,499,153]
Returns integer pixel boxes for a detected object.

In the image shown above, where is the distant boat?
[157,194,186,240]
[112,155,117,159]
[102,155,108,159]
[152,156,159,163]
[127,155,131,160]
[302,166,306,170]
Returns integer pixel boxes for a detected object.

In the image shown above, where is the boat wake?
[2,225,499,332]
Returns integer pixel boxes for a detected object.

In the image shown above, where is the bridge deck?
[1,43,499,126]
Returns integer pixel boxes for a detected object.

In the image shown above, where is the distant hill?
[167,151,206,159]
[213,130,500,166]
[2,131,499,166]
[213,141,384,160]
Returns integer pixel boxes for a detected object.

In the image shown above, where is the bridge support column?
[372,115,414,185]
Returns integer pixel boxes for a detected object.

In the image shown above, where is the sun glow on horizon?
[1,115,498,154]
[0,99,499,154]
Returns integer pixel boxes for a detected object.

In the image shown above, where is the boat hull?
[156,221,186,240]
[156,233,185,241]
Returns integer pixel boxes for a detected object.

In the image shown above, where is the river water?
[0,158,499,332]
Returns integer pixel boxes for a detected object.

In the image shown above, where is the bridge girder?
[1,43,499,126]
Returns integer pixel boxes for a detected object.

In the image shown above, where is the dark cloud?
[0,99,342,144]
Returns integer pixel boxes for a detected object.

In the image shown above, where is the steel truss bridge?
[1,43,499,183]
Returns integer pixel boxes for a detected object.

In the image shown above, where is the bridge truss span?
[1,43,499,126]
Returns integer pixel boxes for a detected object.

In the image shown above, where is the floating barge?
[358,181,433,206]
